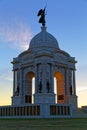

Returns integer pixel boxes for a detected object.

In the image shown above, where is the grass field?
[0,118,87,130]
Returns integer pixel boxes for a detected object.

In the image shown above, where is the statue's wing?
[37,9,42,16]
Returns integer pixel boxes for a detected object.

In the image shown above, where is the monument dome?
[29,26,60,50]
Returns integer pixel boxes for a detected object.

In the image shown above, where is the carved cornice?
[35,51,53,58]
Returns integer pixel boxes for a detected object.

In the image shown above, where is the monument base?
[69,95,78,109]
[11,96,24,105]
[34,93,56,104]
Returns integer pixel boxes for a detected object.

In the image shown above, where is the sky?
[0,0,87,107]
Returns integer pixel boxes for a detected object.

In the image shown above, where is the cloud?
[0,70,13,82]
[76,86,87,92]
[0,20,32,50]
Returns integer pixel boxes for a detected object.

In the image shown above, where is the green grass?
[0,118,87,130]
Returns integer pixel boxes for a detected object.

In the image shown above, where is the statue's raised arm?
[37,8,46,26]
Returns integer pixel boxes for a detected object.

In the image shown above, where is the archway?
[25,72,35,104]
[54,71,64,104]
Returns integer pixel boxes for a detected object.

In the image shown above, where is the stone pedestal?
[11,96,24,105]
[34,93,56,104]
[69,95,78,109]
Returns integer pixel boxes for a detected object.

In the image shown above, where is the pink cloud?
[0,20,32,50]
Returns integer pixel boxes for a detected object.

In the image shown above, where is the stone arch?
[25,71,35,103]
[54,71,65,104]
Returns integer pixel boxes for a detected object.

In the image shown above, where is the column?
[42,62,46,93]
[13,70,15,96]
[35,64,38,93]
[65,68,69,95]
[19,69,23,96]
[51,63,54,93]
[73,70,76,95]
[65,68,69,103]
[69,69,73,95]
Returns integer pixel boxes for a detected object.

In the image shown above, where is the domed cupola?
[29,26,60,50]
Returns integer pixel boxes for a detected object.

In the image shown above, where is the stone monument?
[11,8,77,110]
[0,9,79,118]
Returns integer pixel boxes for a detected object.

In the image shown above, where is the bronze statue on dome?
[37,7,46,26]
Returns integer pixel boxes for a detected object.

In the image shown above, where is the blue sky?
[0,0,87,107]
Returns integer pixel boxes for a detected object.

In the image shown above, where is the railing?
[0,105,40,116]
[50,105,70,116]
[0,104,72,117]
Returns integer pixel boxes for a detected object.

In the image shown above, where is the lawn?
[0,118,87,130]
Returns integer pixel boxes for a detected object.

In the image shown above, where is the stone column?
[65,68,70,103]
[73,70,76,95]
[19,69,23,96]
[42,62,46,93]
[51,64,54,93]
[13,70,15,96]
[65,68,68,95]
[35,64,38,93]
